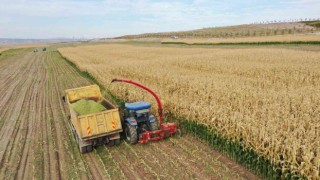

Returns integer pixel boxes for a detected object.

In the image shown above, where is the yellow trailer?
[63,85,122,153]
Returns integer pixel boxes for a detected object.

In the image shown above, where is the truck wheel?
[80,146,87,153]
[125,124,138,144]
[150,122,159,131]
[108,140,115,147]
[86,145,93,152]
[115,138,121,145]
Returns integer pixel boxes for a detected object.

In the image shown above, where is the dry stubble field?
[162,34,320,44]
[59,44,320,179]
[0,48,257,179]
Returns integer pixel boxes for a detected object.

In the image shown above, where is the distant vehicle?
[42,48,46,51]
[170,36,178,39]
[34,48,38,52]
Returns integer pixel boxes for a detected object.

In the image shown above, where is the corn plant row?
[168,137,227,179]
[113,145,142,180]
[149,142,194,179]
[123,142,160,179]
[178,136,237,175]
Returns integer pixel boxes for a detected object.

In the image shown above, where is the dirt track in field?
[0,49,259,180]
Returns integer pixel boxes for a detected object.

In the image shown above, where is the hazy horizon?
[1,0,320,39]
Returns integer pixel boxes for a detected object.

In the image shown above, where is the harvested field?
[0,48,8,54]
[162,34,320,44]
[0,48,258,179]
[59,44,320,179]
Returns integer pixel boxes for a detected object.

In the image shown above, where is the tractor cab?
[123,101,159,144]
[125,101,152,122]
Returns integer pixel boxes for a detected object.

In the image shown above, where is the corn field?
[59,44,320,179]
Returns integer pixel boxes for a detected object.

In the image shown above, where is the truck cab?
[124,101,159,144]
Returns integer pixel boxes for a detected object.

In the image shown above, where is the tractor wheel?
[125,123,138,144]
[150,122,159,131]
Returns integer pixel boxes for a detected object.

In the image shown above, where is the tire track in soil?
[0,53,40,179]
[47,51,95,179]
[0,51,93,180]
[0,50,30,90]
[46,53,65,180]
[16,55,47,180]
[43,52,80,179]
[0,53,35,130]
[83,154,106,180]
[46,54,70,180]
[48,51,112,180]
[10,55,46,179]
[1,67,37,178]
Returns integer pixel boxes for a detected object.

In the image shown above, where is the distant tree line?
[118,18,320,39]
[251,18,320,24]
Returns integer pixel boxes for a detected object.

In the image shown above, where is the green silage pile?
[71,99,106,115]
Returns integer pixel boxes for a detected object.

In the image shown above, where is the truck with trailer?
[63,85,123,153]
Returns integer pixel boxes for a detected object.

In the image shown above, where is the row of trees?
[128,28,317,39]
[251,18,320,24]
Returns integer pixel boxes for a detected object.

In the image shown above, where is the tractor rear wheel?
[125,123,138,144]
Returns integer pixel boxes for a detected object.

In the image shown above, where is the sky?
[0,0,319,39]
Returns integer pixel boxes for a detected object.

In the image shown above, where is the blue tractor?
[123,101,159,144]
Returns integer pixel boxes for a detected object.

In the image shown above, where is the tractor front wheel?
[125,123,138,144]
[150,122,159,131]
